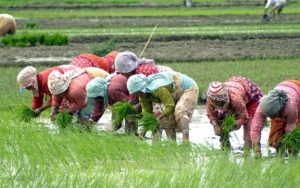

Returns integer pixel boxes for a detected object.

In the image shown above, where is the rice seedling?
[280,128,300,154]
[220,114,236,150]
[18,105,39,122]
[55,112,73,128]
[111,101,135,130]
[138,112,159,132]
[1,33,68,47]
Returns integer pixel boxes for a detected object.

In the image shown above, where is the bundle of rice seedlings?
[220,114,236,150]
[55,112,73,128]
[18,105,38,122]
[111,101,135,130]
[139,112,159,132]
[222,114,236,135]
[281,128,300,152]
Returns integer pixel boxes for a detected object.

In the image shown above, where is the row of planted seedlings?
[5,101,300,186]
[18,99,300,158]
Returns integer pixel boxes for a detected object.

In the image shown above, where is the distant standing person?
[0,14,16,36]
[264,0,286,20]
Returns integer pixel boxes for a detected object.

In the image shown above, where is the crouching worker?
[251,80,300,157]
[17,65,79,115]
[47,67,109,122]
[0,14,16,36]
[127,71,199,142]
[264,0,286,20]
[85,74,139,134]
[206,76,263,150]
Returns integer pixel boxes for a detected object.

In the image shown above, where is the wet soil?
[1,37,300,66]
[2,14,300,66]
[16,14,300,29]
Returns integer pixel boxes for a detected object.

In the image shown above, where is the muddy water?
[96,105,274,156]
[39,105,273,156]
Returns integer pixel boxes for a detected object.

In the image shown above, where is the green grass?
[1,122,300,186]
[2,5,300,19]
[1,32,68,47]
[1,58,300,186]
[0,0,251,6]
[164,58,300,94]
[15,23,300,37]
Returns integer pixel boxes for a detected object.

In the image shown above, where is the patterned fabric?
[228,76,263,103]
[52,73,92,113]
[104,51,118,73]
[70,53,116,73]
[207,82,229,109]
[140,85,175,116]
[136,64,159,76]
[28,65,78,110]
[251,80,300,144]
[206,76,263,144]
[48,69,85,95]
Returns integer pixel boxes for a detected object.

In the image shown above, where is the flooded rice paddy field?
[40,105,274,157]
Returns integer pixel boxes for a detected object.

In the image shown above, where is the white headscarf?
[115,51,155,73]
[16,66,39,95]
[48,69,85,95]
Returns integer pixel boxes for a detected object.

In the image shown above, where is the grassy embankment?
[2,5,300,19]
[0,0,255,6]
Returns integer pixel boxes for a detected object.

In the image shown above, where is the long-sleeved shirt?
[140,84,175,116]
[32,65,78,110]
[250,81,300,143]
[206,77,262,126]
[52,73,92,113]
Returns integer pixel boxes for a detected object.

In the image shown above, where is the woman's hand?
[211,120,222,136]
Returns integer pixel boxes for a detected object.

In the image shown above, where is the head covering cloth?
[115,51,155,73]
[47,69,85,95]
[86,77,109,106]
[16,66,38,95]
[127,72,174,94]
[259,89,289,117]
[207,81,230,108]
